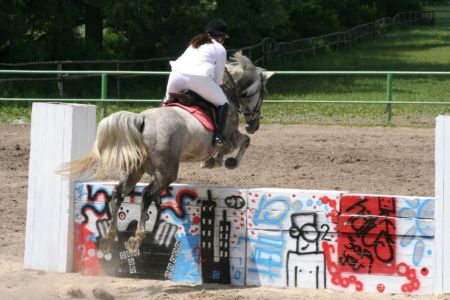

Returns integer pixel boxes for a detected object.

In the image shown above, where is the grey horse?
[64,52,274,253]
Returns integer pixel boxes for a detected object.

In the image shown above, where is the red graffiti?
[160,188,198,218]
[396,262,421,293]
[320,196,339,224]
[322,241,364,291]
[193,247,207,264]
[338,196,396,275]
[331,195,422,294]
[73,224,102,276]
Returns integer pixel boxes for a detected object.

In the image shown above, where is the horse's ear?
[263,71,275,80]
[233,50,243,57]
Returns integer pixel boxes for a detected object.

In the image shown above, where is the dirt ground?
[0,123,445,300]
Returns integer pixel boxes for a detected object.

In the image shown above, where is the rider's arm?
[214,43,227,86]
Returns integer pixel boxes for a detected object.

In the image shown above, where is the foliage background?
[0,0,427,63]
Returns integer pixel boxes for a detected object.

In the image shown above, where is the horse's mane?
[225,51,258,84]
[225,51,263,99]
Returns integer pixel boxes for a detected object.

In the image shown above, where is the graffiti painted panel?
[245,191,434,294]
[74,182,248,285]
[338,196,397,275]
[333,194,434,294]
[74,183,436,295]
[246,188,342,288]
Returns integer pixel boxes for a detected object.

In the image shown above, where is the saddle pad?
[161,102,215,132]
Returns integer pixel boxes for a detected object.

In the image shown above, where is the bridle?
[238,72,265,124]
[221,68,265,131]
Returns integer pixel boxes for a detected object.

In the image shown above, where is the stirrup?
[214,135,225,147]
[214,134,231,149]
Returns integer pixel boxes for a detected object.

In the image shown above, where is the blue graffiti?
[248,232,285,278]
[171,219,202,283]
[233,269,242,280]
[86,233,97,243]
[291,200,303,211]
[75,184,87,199]
[249,194,287,278]
[399,198,435,266]
[213,271,220,280]
[253,195,290,226]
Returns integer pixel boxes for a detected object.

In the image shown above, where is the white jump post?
[24,103,96,272]
[434,115,450,294]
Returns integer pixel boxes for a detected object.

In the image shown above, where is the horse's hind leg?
[225,133,250,169]
[99,169,144,253]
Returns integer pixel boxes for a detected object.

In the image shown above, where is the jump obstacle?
[24,103,450,295]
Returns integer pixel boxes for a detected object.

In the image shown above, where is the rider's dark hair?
[189,33,212,49]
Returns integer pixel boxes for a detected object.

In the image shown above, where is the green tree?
[384,0,422,16]
[0,0,28,61]
[1,0,83,62]
[0,0,425,63]
[103,0,213,58]
[285,0,340,37]
[327,0,377,28]
[84,0,104,51]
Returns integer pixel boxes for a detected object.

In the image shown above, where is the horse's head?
[225,52,274,134]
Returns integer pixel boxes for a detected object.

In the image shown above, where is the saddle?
[161,90,216,131]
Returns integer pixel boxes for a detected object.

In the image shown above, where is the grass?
[263,8,450,126]
[1,6,450,126]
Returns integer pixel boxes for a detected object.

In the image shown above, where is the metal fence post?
[385,74,393,123]
[116,62,121,98]
[100,73,107,119]
[57,63,64,97]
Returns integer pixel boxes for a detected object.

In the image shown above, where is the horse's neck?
[222,72,241,111]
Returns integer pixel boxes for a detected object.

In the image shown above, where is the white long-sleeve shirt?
[169,39,227,85]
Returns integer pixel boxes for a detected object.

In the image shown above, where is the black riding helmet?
[205,19,230,38]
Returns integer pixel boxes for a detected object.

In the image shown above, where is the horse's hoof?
[201,160,214,169]
[225,158,238,169]
[99,237,112,254]
[127,237,141,253]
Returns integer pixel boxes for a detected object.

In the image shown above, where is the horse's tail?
[60,111,147,179]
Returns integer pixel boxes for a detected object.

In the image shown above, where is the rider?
[164,19,230,147]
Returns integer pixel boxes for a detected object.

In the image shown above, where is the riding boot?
[214,103,229,147]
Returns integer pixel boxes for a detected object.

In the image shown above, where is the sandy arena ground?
[0,123,447,300]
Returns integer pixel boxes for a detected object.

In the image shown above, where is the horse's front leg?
[225,132,250,169]
[201,150,224,169]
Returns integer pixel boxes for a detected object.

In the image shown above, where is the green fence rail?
[1,69,450,122]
